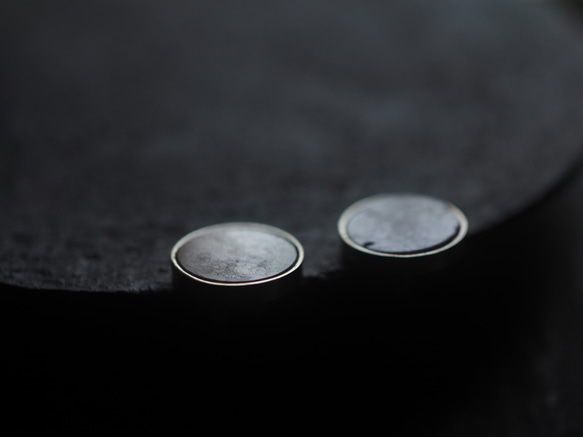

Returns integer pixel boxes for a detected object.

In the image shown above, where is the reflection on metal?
[171,222,304,305]
[338,194,468,274]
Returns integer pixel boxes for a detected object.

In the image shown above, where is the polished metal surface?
[346,195,461,254]
[338,194,468,272]
[171,222,304,305]
[176,227,299,283]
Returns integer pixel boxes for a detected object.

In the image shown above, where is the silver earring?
[338,193,468,274]
[171,222,304,306]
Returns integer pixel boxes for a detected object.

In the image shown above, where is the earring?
[337,193,468,274]
[171,222,304,306]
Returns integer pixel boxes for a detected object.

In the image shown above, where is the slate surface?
[6,152,583,435]
[2,0,583,291]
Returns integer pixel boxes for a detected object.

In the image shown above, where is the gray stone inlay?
[176,227,298,283]
[346,195,461,254]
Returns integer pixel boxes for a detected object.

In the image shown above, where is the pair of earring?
[170,193,468,306]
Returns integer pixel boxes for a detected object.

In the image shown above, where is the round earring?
[337,193,468,274]
[171,222,304,306]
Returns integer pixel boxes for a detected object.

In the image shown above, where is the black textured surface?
[2,0,583,291]
[7,162,583,435]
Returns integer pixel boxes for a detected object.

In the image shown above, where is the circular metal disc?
[171,222,304,305]
[338,194,468,271]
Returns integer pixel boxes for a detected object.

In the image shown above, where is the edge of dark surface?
[4,161,572,433]
[5,3,583,433]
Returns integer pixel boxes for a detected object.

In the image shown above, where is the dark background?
[4,0,583,434]
[9,166,583,435]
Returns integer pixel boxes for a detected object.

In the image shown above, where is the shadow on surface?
[5,168,580,435]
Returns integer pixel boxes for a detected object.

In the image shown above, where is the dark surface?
[5,0,583,434]
[7,167,583,435]
[2,0,583,291]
